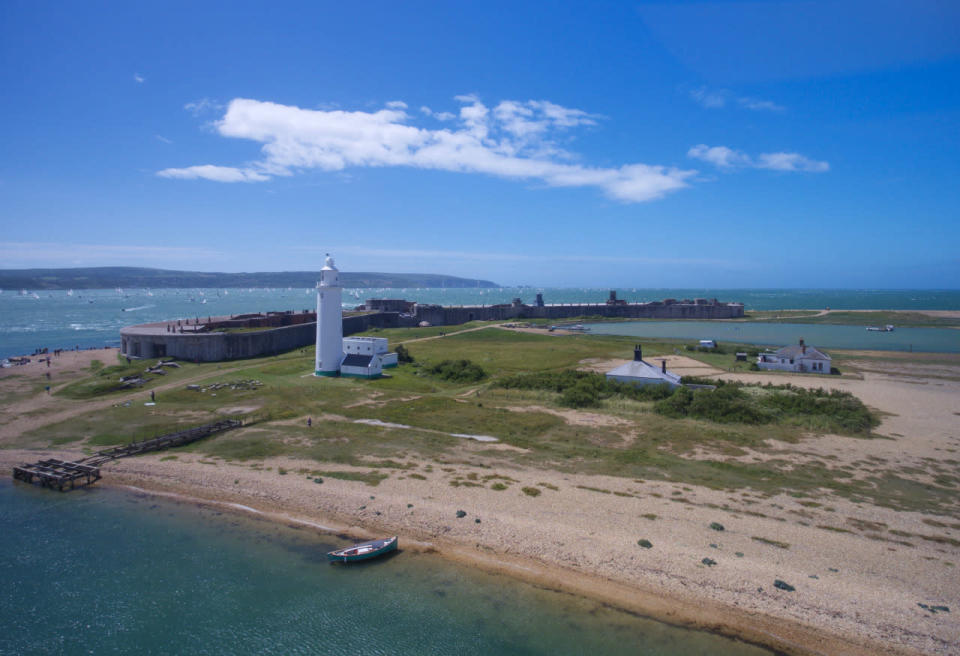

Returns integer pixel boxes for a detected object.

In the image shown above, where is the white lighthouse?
[314,254,343,376]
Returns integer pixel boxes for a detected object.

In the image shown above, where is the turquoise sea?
[1,287,958,359]
[0,481,773,655]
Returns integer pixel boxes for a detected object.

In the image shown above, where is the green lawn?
[7,326,957,516]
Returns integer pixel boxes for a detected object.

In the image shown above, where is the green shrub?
[560,381,601,408]
[654,386,693,417]
[425,359,486,383]
[395,344,414,363]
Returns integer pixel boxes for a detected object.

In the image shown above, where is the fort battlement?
[120,292,743,362]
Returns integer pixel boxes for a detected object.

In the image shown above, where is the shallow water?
[0,481,773,655]
[584,320,960,353]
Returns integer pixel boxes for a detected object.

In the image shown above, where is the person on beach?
[150,390,155,402]
[307,417,312,427]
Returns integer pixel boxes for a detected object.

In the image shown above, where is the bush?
[425,359,486,383]
[560,381,601,408]
[654,386,693,417]
[395,344,414,363]
[688,386,770,424]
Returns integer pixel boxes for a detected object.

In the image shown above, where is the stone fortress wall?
[120,292,744,362]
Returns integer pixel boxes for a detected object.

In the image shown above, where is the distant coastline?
[0,267,498,290]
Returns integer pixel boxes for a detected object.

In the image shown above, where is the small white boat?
[866,325,895,332]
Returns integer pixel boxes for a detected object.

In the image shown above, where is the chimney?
[799,338,806,354]
[634,344,642,361]
[661,360,667,374]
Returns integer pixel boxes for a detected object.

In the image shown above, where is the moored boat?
[866,324,895,332]
[327,536,398,563]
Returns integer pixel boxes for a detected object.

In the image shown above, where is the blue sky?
[1,0,958,287]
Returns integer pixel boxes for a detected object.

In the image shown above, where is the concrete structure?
[361,293,744,326]
[340,353,383,378]
[119,311,399,362]
[605,345,681,388]
[757,339,831,373]
[121,289,746,364]
[343,336,398,368]
[315,255,343,377]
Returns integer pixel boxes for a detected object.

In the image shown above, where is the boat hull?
[327,536,398,563]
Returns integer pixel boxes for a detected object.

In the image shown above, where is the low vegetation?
[5,325,949,516]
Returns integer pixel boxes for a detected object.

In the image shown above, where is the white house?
[756,339,831,373]
[340,353,383,379]
[606,345,682,388]
[343,336,398,368]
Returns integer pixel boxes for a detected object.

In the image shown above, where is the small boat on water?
[327,536,398,563]
[866,325,895,332]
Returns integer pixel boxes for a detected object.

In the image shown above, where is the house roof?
[605,359,681,384]
[342,353,375,367]
[772,344,831,360]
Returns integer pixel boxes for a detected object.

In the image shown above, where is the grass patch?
[521,486,541,497]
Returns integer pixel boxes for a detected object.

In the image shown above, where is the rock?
[475,518,481,524]
[828,567,839,572]
[809,574,819,579]
[774,579,795,592]
[407,503,413,508]
[735,552,744,558]
[709,543,719,549]
[709,522,725,531]
[313,477,323,484]
[637,539,653,549]
[701,558,717,566]
[456,510,467,518]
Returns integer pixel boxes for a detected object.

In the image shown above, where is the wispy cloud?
[155,135,172,144]
[157,164,269,183]
[295,245,739,268]
[688,144,828,172]
[133,73,145,84]
[689,87,784,112]
[0,241,221,267]
[184,98,223,116]
[157,96,696,203]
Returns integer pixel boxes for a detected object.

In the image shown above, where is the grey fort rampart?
[120,292,744,362]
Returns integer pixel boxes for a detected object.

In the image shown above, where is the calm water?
[0,481,772,655]
[1,287,958,359]
[584,321,960,353]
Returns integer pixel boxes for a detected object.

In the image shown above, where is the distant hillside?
[0,267,498,290]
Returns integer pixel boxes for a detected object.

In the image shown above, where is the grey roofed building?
[605,345,682,388]
[757,339,832,373]
[342,353,374,367]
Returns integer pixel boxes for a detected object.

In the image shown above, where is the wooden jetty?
[13,459,101,491]
[12,418,243,491]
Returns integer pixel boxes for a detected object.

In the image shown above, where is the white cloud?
[688,144,828,172]
[156,164,270,182]
[133,73,145,83]
[690,86,783,111]
[155,135,172,144]
[737,97,784,112]
[158,97,695,202]
[385,100,407,109]
[0,241,220,266]
[184,98,223,116]
[755,152,829,172]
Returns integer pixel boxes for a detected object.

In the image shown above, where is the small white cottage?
[756,339,831,373]
[605,345,682,388]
